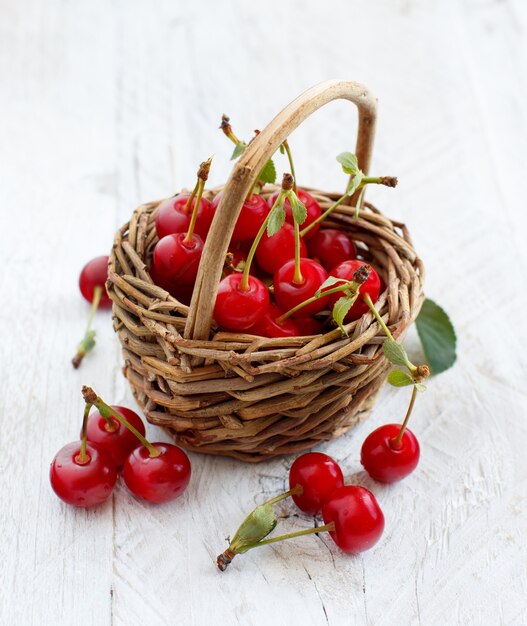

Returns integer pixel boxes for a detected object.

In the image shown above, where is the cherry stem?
[183,179,199,215]
[184,178,205,243]
[262,484,303,507]
[247,522,336,550]
[220,114,243,146]
[72,285,102,369]
[81,386,160,458]
[362,293,394,340]
[392,384,418,448]
[76,402,93,465]
[300,176,397,237]
[240,175,292,291]
[276,278,362,323]
[301,192,348,237]
[183,158,212,243]
[282,140,297,193]
[292,219,304,285]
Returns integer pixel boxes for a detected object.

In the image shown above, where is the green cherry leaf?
[231,143,246,160]
[289,192,307,226]
[267,205,286,237]
[387,369,414,387]
[258,159,277,184]
[336,152,359,175]
[346,171,364,198]
[382,338,412,369]
[316,275,348,296]
[332,296,357,335]
[229,503,277,554]
[415,298,457,375]
[279,144,285,155]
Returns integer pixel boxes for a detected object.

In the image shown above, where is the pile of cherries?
[148,118,395,337]
[218,418,420,570]
[50,386,191,507]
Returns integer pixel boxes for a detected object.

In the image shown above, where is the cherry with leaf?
[359,294,430,483]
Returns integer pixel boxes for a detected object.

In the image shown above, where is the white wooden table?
[2,1,526,624]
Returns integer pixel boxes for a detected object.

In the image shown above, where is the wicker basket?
[107,80,425,462]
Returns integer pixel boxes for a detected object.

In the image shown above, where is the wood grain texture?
[1,0,526,625]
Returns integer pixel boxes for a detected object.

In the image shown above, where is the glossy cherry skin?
[213,273,270,332]
[360,424,420,483]
[248,304,300,338]
[50,441,117,507]
[322,486,385,554]
[289,452,344,515]
[328,260,381,321]
[79,256,112,308]
[123,443,191,504]
[213,192,269,243]
[153,233,204,285]
[295,317,324,335]
[155,194,215,240]
[267,189,322,240]
[84,406,146,469]
[274,259,329,317]
[256,223,308,275]
[308,229,357,271]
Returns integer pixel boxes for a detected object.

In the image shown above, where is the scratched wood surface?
[1,1,526,624]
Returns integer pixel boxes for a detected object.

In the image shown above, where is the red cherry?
[256,223,307,275]
[274,259,328,317]
[213,192,269,243]
[248,304,300,338]
[328,260,381,321]
[308,229,357,271]
[155,194,215,240]
[123,442,191,503]
[360,424,420,483]
[295,317,324,335]
[322,485,385,554]
[153,233,204,285]
[79,256,112,308]
[267,189,321,239]
[214,273,270,332]
[50,441,117,507]
[84,406,146,469]
[289,452,344,515]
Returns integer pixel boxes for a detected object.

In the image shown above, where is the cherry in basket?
[155,160,215,240]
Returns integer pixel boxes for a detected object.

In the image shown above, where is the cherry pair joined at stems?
[216,451,384,571]
[49,387,191,507]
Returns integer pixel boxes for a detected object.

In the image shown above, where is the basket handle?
[184,80,377,341]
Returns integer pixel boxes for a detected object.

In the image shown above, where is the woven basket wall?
[106,81,425,462]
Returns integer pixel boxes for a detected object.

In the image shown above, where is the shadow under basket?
[106,81,425,462]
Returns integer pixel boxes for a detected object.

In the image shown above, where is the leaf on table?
[229,503,277,554]
[415,298,457,374]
